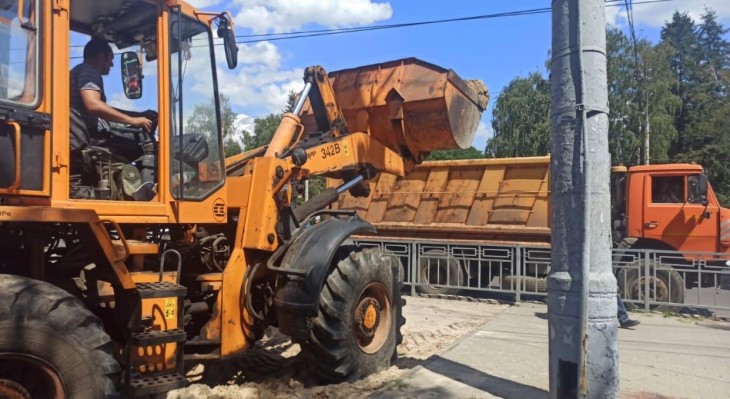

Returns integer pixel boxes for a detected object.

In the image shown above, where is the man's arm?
[80,89,152,131]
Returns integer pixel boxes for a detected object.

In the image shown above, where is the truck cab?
[615,163,730,257]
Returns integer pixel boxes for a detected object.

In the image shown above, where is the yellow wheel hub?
[363,304,377,329]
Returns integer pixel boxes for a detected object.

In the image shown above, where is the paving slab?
[370,303,730,399]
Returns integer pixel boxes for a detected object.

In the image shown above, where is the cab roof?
[628,163,704,173]
[70,0,184,49]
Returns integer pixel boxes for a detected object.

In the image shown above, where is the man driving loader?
[70,38,159,198]
[70,39,157,167]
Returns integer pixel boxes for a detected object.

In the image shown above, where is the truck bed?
[329,156,552,243]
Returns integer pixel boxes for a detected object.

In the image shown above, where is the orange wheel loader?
[0,1,487,397]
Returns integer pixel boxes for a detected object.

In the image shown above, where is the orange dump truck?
[329,156,730,302]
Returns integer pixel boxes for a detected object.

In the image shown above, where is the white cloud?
[186,0,222,9]
[215,41,305,115]
[231,0,392,33]
[185,1,394,124]
[108,92,138,111]
[234,114,256,135]
[605,3,625,28]
[471,120,491,152]
[614,0,730,27]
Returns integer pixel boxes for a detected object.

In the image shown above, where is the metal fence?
[354,238,730,315]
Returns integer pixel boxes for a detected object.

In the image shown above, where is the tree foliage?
[486,71,551,158]
[427,147,485,160]
[241,90,327,202]
[186,94,241,157]
[242,113,281,151]
[185,94,237,138]
[224,137,242,157]
[241,91,298,151]
[606,28,679,164]
[486,11,730,204]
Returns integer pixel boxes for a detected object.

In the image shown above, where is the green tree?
[606,28,680,164]
[606,28,642,164]
[242,113,281,151]
[427,147,484,160]
[486,71,551,157]
[224,137,242,157]
[185,94,237,137]
[676,9,730,205]
[186,94,241,157]
[641,41,681,163]
[660,11,703,154]
[681,101,730,206]
[241,91,300,151]
[240,91,328,202]
[285,90,297,113]
[697,9,730,99]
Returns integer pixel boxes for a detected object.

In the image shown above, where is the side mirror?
[698,173,709,206]
[120,52,142,99]
[217,18,238,69]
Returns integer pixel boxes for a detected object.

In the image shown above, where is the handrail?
[101,219,130,261]
[7,122,21,190]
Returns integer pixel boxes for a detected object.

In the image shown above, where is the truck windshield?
[169,7,224,201]
[0,0,39,106]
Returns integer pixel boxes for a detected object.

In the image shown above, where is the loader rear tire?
[302,247,405,383]
[0,275,120,399]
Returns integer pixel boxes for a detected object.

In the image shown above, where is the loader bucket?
[300,57,488,161]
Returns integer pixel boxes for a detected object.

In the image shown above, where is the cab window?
[0,0,39,105]
[651,176,684,204]
[687,175,704,204]
[169,8,224,201]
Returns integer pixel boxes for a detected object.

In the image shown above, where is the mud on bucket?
[300,57,488,161]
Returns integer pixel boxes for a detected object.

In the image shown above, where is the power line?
[68,0,673,57]
[67,0,673,51]
[230,0,675,45]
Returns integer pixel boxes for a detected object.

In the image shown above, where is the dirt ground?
[167,295,509,399]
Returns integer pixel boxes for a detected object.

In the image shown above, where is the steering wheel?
[142,110,159,134]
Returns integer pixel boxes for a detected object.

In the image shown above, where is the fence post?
[410,242,417,297]
[644,249,650,311]
[515,246,522,303]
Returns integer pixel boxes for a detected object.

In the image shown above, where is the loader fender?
[273,215,375,339]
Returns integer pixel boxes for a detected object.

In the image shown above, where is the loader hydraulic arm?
[227,59,486,250]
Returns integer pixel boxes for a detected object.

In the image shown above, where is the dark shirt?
[70,63,111,150]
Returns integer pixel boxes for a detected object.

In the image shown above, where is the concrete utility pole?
[547,0,619,398]
[643,94,651,165]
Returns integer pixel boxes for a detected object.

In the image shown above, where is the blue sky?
[185,0,730,151]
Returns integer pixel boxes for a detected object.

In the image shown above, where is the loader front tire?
[0,275,120,399]
[302,247,405,383]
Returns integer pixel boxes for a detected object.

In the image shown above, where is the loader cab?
[65,0,232,205]
[0,0,240,223]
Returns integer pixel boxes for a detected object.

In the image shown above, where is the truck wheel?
[0,275,120,399]
[302,247,405,383]
[417,250,464,295]
[501,275,548,292]
[616,260,685,304]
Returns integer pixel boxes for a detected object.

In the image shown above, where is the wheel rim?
[628,275,670,302]
[0,354,65,399]
[353,282,392,354]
